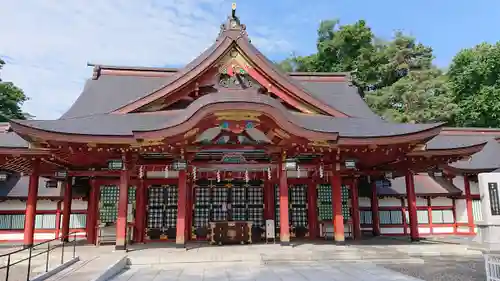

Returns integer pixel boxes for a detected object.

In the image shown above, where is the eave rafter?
[378,142,486,172]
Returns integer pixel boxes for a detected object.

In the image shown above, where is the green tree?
[366,68,457,123]
[0,59,29,121]
[448,42,500,128]
[279,19,455,124]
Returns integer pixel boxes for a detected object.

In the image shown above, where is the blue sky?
[0,0,499,119]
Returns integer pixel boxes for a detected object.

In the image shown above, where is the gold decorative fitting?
[214,110,261,121]
[133,138,164,147]
[308,140,331,147]
[412,144,427,151]
[274,128,290,139]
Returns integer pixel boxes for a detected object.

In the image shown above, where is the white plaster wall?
[0,231,87,241]
[378,198,402,207]
[469,181,480,195]
[457,226,470,233]
[418,227,431,234]
[430,197,453,206]
[146,171,179,178]
[453,176,466,192]
[433,227,454,234]
[36,200,58,210]
[0,200,27,210]
[359,197,371,207]
[0,199,58,211]
[452,175,479,195]
[61,199,88,211]
[455,199,468,223]
[380,227,404,234]
[401,197,427,207]
[286,170,309,178]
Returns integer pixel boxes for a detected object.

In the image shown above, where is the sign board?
[488,182,500,216]
[478,173,500,224]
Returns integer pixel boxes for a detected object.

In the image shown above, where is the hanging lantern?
[297,165,301,178]
[217,170,221,182]
[245,169,249,183]
[319,163,324,178]
[192,166,197,181]
[267,167,271,180]
[139,165,144,179]
[164,165,169,178]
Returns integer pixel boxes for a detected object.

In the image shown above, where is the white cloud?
[0,0,292,119]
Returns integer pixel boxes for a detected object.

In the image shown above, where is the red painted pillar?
[135,179,146,243]
[176,170,187,247]
[279,162,290,245]
[264,180,275,220]
[331,173,345,243]
[23,159,40,247]
[55,201,62,239]
[464,175,475,233]
[61,177,73,242]
[86,178,97,244]
[370,180,381,236]
[405,171,419,241]
[115,165,129,250]
[307,180,318,239]
[185,178,192,241]
[351,178,361,240]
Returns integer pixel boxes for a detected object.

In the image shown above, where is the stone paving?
[0,237,487,281]
[111,242,432,281]
[113,240,487,281]
[112,261,424,281]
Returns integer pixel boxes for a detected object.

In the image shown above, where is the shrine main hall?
[0,6,498,249]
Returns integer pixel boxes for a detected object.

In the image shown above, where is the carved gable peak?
[217,3,250,42]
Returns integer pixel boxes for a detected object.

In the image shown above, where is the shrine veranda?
[0,5,499,248]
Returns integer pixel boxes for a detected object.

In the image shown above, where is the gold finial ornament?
[232,3,236,10]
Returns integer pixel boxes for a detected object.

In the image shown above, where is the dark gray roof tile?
[0,132,29,148]
[60,76,169,119]
[426,135,493,150]
[377,173,462,196]
[299,81,382,120]
[16,92,441,138]
[0,173,61,197]
[450,139,500,171]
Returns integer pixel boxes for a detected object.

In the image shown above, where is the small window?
[380,210,403,225]
[360,211,372,224]
[431,210,454,224]
[0,214,25,230]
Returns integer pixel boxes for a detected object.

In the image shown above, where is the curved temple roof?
[11,91,443,142]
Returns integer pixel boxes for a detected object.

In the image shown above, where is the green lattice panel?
[316,184,351,221]
[341,185,351,220]
[99,185,137,224]
[100,185,118,223]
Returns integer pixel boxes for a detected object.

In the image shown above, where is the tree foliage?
[447,43,500,128]
[366,69,456,123]
[0,59,29,122]
[278,19,457,124]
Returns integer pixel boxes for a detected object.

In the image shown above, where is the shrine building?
[0,5,499,249]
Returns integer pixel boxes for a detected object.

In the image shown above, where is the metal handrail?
[0,231,80,281]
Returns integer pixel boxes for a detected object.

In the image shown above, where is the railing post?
[73,233,76,258]
[26,246,33,281]
[60,238,65,264]
[5,254,10,281]
[46,241,50,272]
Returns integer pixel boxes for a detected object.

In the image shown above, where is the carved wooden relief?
[219,73,255,89]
